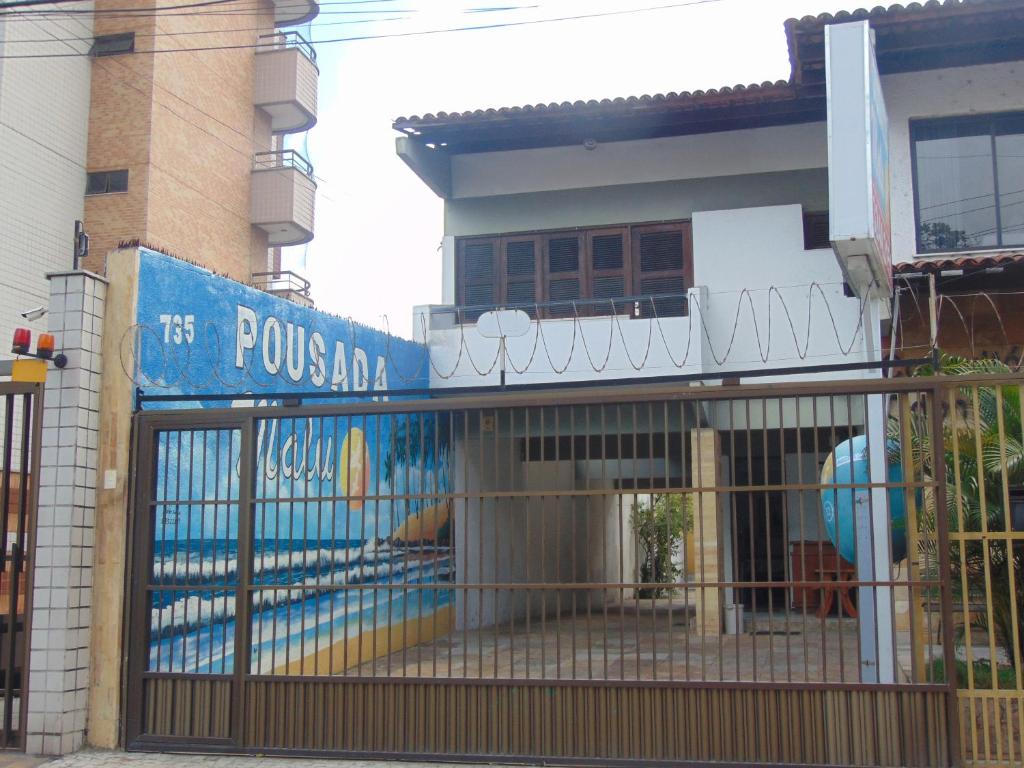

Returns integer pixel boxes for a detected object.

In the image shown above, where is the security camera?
[20,307,46,322]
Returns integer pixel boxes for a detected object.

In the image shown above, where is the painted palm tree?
[382,413,453,545]
[893,354,1023,674]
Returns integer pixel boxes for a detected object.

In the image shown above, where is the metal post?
[858,298,895,683]
[931,379,962,767]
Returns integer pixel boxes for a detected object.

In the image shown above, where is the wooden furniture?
[789,540,846,611]
[815,564,858,619]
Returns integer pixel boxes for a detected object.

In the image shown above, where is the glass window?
[86,169,129,195]
[455,222,692,320]
[92,32,135,57]
[913,113,1024,253]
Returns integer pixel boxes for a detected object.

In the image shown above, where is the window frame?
[911,111,1024,255]
[587,226,631,315]
[455,236,499,322]
[631,221,693,319]
[541,231,585,318]
[85,169,129,196]
[91,32,135,57]
[454,220,693,321]
[501,234,542,318]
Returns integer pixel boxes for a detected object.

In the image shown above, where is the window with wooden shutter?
[632,223,691,318]
[456,238,497,321]
[544,233,583,318]
[503,236,540,317]
[588,228,629,315]
[802,211,830,250]
[453,220,693,323]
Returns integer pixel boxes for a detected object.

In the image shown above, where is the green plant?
[630,494,693,599]
[900,354,1024,679]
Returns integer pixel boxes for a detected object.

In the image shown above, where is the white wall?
[0,10,93,358]
[784,451,826,544]
[451,122,827,199]
[693,204,866,383]
[418,298,704,389]
[453,432,615,631]
[423,204,869,387]
[881,61,1024,263]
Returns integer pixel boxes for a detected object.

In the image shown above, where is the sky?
[288,0,868,338]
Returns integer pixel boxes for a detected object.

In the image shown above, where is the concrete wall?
[445,169,828,240]
[416,298,705,389]
[452,418,658,631]
[692,204,865,381]
[453,431,598,630]
[449,122,828,200]
[0,8,93,360]
[423,204,865,388]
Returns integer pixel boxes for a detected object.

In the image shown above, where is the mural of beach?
[132,249,453,678]
[149,532,453,675]
[145,417,453,677]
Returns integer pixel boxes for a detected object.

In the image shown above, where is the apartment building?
[0,0,319,362]
[0,0,319,754]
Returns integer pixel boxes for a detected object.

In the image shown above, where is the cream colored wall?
[86,247,139,748]
[83,0,279,281]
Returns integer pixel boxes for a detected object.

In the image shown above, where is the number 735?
[159,314,195,344]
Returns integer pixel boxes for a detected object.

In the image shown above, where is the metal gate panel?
[121,376,996,766]
[0,382,42,750]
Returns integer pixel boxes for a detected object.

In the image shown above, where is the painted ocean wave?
[152,539,448,583]
[150,553,451,637]
[148,570,454,675]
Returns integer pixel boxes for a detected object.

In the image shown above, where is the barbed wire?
[119,282,874,391]
[118,280,1024,393]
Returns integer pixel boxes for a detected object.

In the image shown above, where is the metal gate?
[123,375,1024,766]
[0,382,42,750]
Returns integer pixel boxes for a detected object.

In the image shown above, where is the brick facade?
[82,0,277,282]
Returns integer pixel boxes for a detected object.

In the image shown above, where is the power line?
[1,0,530,18]
[0,117,88,168]
[0,0,729,58]
[3,13,405,42]
[1,0,399,12]
[2,0,238,12]
[16,10,348,206]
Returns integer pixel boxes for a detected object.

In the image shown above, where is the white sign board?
[826,20,893,300]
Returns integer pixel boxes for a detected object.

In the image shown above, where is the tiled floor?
[346,605,874,683]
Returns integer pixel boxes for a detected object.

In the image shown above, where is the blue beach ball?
[819,435,909,565]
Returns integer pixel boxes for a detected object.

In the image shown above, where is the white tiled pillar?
[25,271,105,755]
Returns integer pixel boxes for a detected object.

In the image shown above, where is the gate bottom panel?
[135,679,950,766]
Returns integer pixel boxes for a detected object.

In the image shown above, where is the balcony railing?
[269,0,318,26]
[253,149,314,179]
[258,30,318,68]
[430,292,692,324]
[252,270,313,306]
[250,150,316,247]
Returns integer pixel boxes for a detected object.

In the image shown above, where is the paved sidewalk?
[0,750,529,768]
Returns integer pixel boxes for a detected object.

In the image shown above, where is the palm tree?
[898,355,1024,675]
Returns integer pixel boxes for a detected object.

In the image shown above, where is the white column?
[857,298,895,683]
[25,271,105,755]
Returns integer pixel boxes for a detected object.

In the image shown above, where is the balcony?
[269,0,318,26]
[414,290,706,389]
[255,32,318,134]
[252,270,313,307]
[251,149,316,247]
